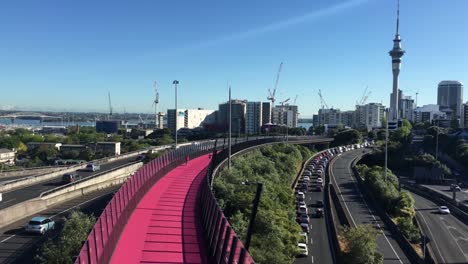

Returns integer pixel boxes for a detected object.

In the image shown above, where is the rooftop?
[0,148,14,154]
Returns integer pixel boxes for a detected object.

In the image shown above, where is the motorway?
[330,150,410,264]
[0,185,119,264]
[422,184,468,205]
[0,156,136,210]
[408,190,468,263]
[295,159,333,264]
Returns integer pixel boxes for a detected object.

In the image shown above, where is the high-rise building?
[245,102,263,135]
[157,112,165,129]
[318,108,341,126]
[437,80,464,120]
[261,102,271,125]
[400,96,415,121]
[184,109,216,129]
[355,103,385,129]
[389,1,405,121]
[218,100,247,134]
[341,111,355,127]
[414,104,446,123]
[272,105,299,127]
[461,102,468,128]
[167,109,186,132]
[312,114,319,127]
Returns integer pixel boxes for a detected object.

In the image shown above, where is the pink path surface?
[110,155,210,264]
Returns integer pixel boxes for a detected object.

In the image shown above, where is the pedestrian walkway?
[110,154,211,264]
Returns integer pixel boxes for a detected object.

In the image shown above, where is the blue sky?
[0,0,467,117]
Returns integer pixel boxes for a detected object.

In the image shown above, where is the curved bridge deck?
[110,154,211,264]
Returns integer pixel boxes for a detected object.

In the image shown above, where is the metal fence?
[75,136,331,264]
[74,141,215,264]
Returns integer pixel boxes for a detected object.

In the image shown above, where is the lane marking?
[440,217,468,260]
[311,255,314,263]
[0,191,114,244]
[330,157,357,227]
[414,205,446,263]
[342,152,403,263]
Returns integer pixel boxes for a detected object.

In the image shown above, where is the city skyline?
[1,0,467,115]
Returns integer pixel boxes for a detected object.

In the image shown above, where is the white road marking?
[345,154,403,263]
[1,198,16,204]
[310,238,313,245]
[0,191,113,244]
[415,205,446,263]
[440,218,468,260]
[330,158,357,227]
[311,255,314,263]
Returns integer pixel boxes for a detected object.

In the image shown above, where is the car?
[303,176,310,181]
[316,178,323,183]
[297,201,306,208]
[300,223,310,233]
[450,184,462,192]
[316,200,324,208]
[299,232,308,244]
[296,213,310,224]
[85,163,101,172]
[297,243,309,257]
[25,217,55,235]
[62,173,81,183]
[296,192,305,201]
[297,205,308,215]
[316,208,324,217]
[438,206,450,214]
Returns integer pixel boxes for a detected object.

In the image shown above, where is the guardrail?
[39,161,141,198]
[75,136,332,264]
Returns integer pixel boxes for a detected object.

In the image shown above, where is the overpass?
[74,136,333,264]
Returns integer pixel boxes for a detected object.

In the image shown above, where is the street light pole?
[173,80,179,148]
[228,86,232,169]
[435,119,439,161]
[242,181,263,251]
[385,109,389,182]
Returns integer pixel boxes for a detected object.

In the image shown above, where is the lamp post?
[435,119,439,161]
[173,80,179,148]
[228,86,232,169]
[241,181,263,251]
[385,108,389,182]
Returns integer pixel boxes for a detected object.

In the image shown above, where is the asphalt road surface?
[295,160,333,264]
[409,190,468,263]
[0,185,119,264]
[422,184,468,206]
[0,156,136,210]
[330,150,410,264]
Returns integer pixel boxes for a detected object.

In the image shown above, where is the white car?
[297,243,309,256]
[296,192,305,201]
[297,205,308,215]
[438,206,450,214]
[299,232,308,244]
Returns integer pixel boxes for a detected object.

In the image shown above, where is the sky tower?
[389,0,405,121]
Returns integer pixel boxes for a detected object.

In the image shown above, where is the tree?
[36,211,95,264]
[333,129,362,146]
[314,125,325,136]
[343,224,383,264]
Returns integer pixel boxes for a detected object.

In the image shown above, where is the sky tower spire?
[389,0,405,121]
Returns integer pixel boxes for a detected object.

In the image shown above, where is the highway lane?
[409,190,468,263]
[331,150,410,264]
[0,185,119,264]
[0,156,136,210]
[295,155,333,264]
[422,184,468,205]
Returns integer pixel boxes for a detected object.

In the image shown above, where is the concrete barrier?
[0,164,87,193]
[0,166,68,178]
[0,163,142,229]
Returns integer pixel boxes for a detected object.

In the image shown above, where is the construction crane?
[318,89,328,109]
[415,90,419,107]
[293,95,298,105]
[279,98,290,106]
[267,62,283,107]
[356,86,371,106]
[108,92,113,120]
[153,81,159,129]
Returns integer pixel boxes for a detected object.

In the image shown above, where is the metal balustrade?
[74,136,332,264]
